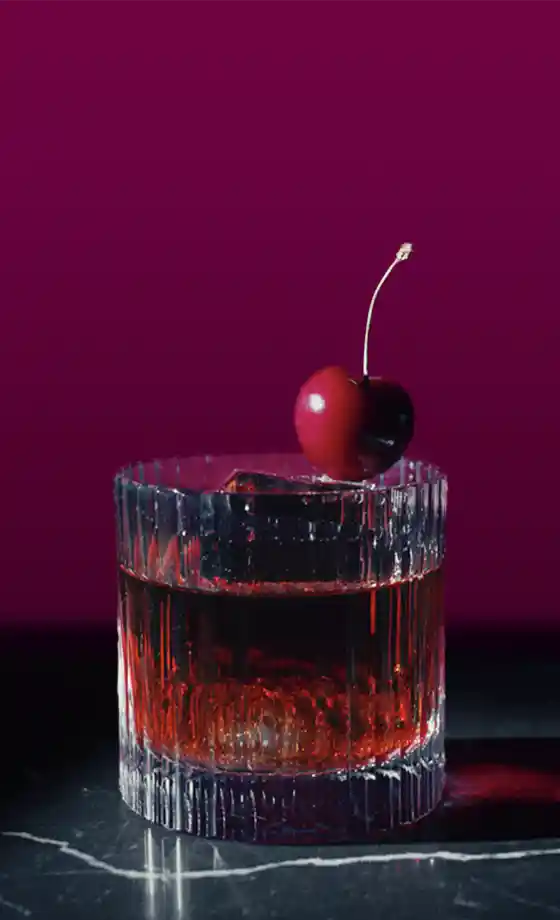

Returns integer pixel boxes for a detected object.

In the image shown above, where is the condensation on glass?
[115,454,447,843]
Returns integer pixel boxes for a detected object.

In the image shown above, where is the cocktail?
[116,454,446,842]
[115,245,447,842]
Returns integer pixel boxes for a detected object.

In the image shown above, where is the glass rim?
[114,453,447,497]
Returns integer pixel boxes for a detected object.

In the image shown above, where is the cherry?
[294,244,415,481]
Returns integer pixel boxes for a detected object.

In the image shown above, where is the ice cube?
[220,469,353,494]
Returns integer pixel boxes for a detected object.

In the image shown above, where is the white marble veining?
[0,893,32,917]
[3,831,560,883]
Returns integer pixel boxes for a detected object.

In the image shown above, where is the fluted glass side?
[116,455,447,843]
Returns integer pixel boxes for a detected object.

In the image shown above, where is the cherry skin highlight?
[294,366,364,481]
[294,367,414,481]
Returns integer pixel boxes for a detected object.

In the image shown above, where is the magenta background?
[0,2,559,627]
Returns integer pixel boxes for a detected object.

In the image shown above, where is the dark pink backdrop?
[1,2,558,627]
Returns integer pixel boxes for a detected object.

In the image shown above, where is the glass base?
[119,733,445,844]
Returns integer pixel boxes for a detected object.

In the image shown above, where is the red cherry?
[294,367,364,480]
[294,368,414,480]
[294,243,416,481]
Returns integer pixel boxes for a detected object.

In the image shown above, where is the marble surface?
[1,628,560,919]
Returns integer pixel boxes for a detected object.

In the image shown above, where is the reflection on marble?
[2,768,560,919]
[4,779,560,920]
[3,628,560,917]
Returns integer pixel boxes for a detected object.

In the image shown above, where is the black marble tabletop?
[1,627,560,919]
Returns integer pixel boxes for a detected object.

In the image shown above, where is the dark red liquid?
[118,568,444,774]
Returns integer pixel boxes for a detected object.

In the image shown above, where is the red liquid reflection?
[450,766,560,804]
[119,567,444,772]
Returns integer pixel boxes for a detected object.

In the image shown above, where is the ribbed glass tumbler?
[115,454,447,843]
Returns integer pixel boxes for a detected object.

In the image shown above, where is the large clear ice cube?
[220,468,348,494]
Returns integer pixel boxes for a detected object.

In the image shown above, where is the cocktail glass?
[115,454,447,843]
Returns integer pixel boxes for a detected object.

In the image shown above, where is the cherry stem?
[362,242,414,379]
